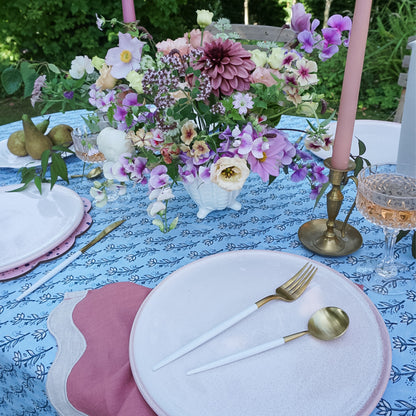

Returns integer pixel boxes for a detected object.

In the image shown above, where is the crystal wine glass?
[356,164,416,295]
[71,127,105,178]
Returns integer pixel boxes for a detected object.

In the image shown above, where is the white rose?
[268,47,285,69]
[250,49,268,67]
[69,55,94,79]
[196,9,214,28]
[210,156,250,191]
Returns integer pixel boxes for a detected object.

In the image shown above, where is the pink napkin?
[66,282,156,416]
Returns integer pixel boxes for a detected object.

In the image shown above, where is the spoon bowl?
[86,166,103,179]
[307,306,349,341]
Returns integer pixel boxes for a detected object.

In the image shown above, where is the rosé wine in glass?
[356,164,416,295]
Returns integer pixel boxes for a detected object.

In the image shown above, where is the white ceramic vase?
[183,176,243,219]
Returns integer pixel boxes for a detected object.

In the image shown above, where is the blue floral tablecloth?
[0,111,415,415]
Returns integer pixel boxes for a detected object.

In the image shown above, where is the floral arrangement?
[31,5,351,232]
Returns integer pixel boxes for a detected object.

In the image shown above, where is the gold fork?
[153,262,317,371]
[256,262,317,307]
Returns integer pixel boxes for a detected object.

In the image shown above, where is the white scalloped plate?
[129,250,391,416]
[0,184,84,272]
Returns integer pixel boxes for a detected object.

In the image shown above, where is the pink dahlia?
[193,38,256,96]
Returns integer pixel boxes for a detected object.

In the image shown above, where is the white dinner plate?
[0,139,74,168]
[129,250,391,416]
[0,184,84,273]
[312,119,401,164]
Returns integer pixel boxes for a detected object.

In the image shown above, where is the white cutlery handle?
[187,337,286,375]
[153,303,258,371]
[16,251,83,301]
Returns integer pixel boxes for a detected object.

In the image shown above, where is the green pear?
[7,130,28,156]
[36,118,51,134]
[47,124,73,147]
[6,118,51,157]
[22,114,53,160]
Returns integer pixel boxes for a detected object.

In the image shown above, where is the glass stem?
[381,227,399,266]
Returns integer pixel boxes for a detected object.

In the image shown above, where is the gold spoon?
[187,306,349,375]
[71,166,103,179]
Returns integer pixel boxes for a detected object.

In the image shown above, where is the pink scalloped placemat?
[0,198,92,281]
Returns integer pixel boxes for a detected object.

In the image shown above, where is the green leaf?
[314,182,330,208]
[152,218,165,232]
[34,176,43,193]
[396,230,410,243]
[20,61,38,98]
[51,153,69,183]
[8,183,31,192]
[41,150,50,178]
[357,139,367,156]
[169,217,179,231]
[354,157,363,176]
[20,167,36,183]
[1,67,22,95]
[48,63,61,74]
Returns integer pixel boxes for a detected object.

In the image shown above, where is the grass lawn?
[0,97,41,126]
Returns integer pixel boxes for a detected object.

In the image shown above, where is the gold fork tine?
[292,267,317,297]
[279,262,310,290]
[284,264,314,291]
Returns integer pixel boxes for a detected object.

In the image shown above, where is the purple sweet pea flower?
[310,184,322,200]
[122,92,139,107]
[113,106,128,122]
[178,161,197,183]
[291,165,308,182]
[328,14,352,33]
[310,164,329,184]
[278,140,297,165]
[319,44,339,61]
[322,28,342,46]
[232,124,256,155]
[149,165,170,190]
[295,146,313,162]
[198,166,211,181]
[298,31,315,53]
[129,156,148,184]
[291,3,311,34]
[63,91,74,100]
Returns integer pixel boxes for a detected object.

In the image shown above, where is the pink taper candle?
[122,0,136,23]
[331,0,372,170]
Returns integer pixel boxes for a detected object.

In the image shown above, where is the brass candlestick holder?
[298,158,362,256]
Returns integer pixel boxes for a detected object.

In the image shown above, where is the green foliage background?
[1,0,415,120]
